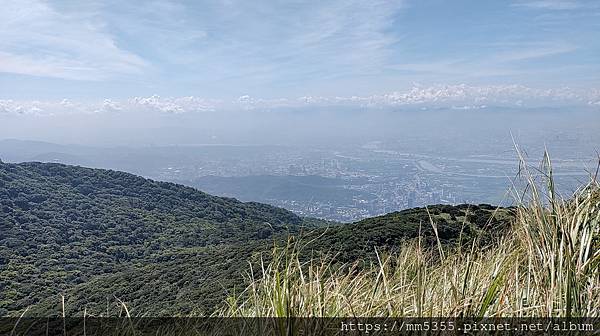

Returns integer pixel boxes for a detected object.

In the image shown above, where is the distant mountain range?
[0,161,513,316]
[0,139,188,176]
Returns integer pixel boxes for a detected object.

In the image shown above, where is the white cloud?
[0,0,147,80]
[490,43,577,62]
[96,99,122,113]
[2,84,597,117]
[389,42,579,82]
[284,0,403,73]
[174,0,406,84]
[130,95,219,114]
[0,100,50,116]
[232,85,600,109]
[512,0,584,10]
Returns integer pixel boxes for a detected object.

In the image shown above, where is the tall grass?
[220,152,600,317]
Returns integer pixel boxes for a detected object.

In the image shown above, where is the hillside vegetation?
[0,161,303,315]
[0,161,512,316]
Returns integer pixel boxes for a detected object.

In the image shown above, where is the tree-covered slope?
[0,161,304,315]
[0,161,514,316]
[299,203,514,263]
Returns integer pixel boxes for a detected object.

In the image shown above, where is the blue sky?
[1,0,599,101]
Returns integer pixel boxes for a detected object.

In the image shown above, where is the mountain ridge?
[0,161,513,315]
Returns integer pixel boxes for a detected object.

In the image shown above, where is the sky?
[0,0,599,147]
[1,0,599,103]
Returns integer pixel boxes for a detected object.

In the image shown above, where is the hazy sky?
[1,0,599,102]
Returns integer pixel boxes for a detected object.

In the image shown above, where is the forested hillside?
[0,161,305,315]
[0,161,514,316]
[299,204,514,263]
